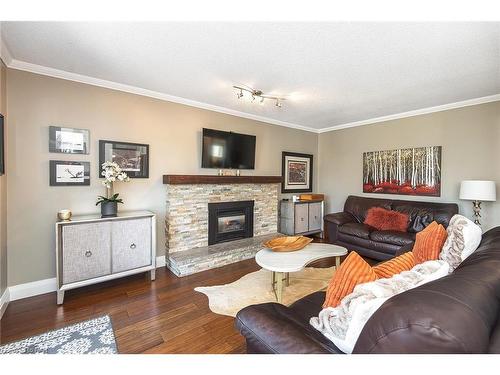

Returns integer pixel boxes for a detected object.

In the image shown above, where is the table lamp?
[459,180,496,226]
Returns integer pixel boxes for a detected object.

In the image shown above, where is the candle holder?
[57,209,72,221]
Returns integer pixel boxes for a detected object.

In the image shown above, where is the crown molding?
[6,58,319,133]
[5,58,499,135]
[0,34,13,66]
[318,94,500,133]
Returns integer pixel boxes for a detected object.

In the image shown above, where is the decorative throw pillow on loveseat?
[373,251,415,279]
[323,252,378,308]
[412,221,447,264]
[439,214,482,272]
[405,208,434,233]
[364,207,409,232]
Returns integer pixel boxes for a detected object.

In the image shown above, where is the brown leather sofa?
[235,227,500,353]
[324,195,459,260]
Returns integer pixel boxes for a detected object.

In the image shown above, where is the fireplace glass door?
[218,214,246,234]
[208,200,254,245]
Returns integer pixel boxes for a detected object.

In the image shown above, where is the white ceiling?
[1,22,499,132]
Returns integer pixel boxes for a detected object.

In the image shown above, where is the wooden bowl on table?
[263,236,313,252]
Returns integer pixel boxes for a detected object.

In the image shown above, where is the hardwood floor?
[0,259,262,353]
[0,238,356,354]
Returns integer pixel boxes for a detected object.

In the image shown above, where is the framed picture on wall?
[362,146,442,196]
[49,160,90,186]
[99,140,149,178]
[281,151,313,193]
[49,126,90,154]
[0,113,4,175]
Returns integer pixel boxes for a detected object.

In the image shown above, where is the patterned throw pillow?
[439,214,482,271]
[412,221,448,264]
[323,252,378,308]
[373,251,416,279]
[364,207,409,232]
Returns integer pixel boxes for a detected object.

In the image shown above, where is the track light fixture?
[233,85,286,108]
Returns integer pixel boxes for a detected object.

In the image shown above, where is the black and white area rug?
[0,315,117,354]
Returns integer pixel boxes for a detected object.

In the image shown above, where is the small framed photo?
[0,114,4,175]
[281,151,313,193]
[99,140,149,178]
[50,160,90,186]
[49,126,90,154]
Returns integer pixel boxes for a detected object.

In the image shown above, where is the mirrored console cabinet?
[280,199,324,237]
[55,211,156,304]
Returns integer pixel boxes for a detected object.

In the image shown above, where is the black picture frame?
[49,126,90,154]
[99,140,149,179]
[281,151,313,193]
[49,160,90,186]
[0,114,4,175]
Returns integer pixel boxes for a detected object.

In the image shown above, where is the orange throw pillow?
[412,221,447,264]
[323,252,378,308]
[373,252,416,278]
[364,207,409,232]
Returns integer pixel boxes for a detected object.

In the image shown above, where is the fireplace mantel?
[163,174,282,185]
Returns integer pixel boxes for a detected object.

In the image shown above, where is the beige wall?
[0,60,6,296]
[6,69,319,286]
[5,68,499,288]
[319,101,500,231]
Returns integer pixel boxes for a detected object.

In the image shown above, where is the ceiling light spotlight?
[233,85,286,108]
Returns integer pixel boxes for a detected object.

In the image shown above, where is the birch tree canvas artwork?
[363,146,441,196]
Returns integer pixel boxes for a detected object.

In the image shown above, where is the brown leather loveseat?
[324,195,459,260]
[235,227,500,353]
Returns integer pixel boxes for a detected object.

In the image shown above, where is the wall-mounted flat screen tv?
[202,128,256,169]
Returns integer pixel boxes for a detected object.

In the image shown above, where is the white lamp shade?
[459,180,497,201]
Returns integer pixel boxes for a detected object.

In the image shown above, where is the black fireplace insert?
[208,200,254,245]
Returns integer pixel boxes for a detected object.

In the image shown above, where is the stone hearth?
[164,178,280,276]
[166,233,281,276]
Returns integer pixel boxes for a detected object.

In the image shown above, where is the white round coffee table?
[255,242,348,303]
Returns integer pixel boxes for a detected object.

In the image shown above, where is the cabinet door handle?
[85,250,92,258]
[300,217,304,222]
[130,243,137,249]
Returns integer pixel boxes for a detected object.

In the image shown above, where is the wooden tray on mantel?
[263,236,313,252]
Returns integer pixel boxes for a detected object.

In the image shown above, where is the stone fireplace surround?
[164,175,282,276]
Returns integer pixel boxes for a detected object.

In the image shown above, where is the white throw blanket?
[310,260,449,353]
